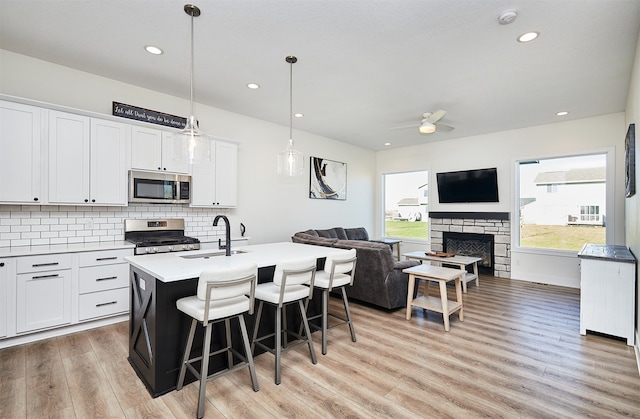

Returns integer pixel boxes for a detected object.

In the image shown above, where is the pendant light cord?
[189,12,194,118]
[289,58,293,141]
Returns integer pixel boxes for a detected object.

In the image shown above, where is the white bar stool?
[176,263,259,419]
[251,258,317,385]
[305,249,357,355]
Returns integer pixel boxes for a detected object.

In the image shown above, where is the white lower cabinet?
[77,249,131,321]
[16,254,72,334]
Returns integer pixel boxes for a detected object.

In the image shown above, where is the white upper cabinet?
[0,101,44,204]
[48,110,128,205]
[48,111,90,204]
[190,140,238,208]
[130,126,189,173]
[90,119,129,205]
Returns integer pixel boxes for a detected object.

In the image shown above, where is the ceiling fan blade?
[389,124,419,130]
[435,123,455,132]
[428,110,447,123]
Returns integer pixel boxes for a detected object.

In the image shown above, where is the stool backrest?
[198,264,258,316]
[324,249,357,288]
[273,258,316,287]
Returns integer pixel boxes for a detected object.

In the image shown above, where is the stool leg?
[275,306,282,385]
[321,289,328,355]
[176,318,197,391]
[282,305,288,349]
[251,301,264,354]
[298,299,317,365]
[340,287,356,343]
[197,322,213,419]
[225,318,232,370]
[238,314,259,392]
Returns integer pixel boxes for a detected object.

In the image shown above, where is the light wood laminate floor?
[1,276,639,418]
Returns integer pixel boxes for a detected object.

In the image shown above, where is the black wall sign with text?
[112,102,187,129]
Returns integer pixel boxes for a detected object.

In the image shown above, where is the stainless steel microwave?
[128,170,191,204]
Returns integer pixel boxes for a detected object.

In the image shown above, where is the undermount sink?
[180,250,247,259]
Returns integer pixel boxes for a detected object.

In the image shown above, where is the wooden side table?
[404,251,481,293]
[402,264,464,331]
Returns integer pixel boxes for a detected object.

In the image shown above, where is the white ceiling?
[1,0,639,151]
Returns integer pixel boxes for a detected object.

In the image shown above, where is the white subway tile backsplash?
[0,203,228,248]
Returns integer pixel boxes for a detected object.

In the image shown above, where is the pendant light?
[277,56,304,176]
[176,4,210,164]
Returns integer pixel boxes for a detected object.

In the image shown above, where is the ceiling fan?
[390,110,455,134]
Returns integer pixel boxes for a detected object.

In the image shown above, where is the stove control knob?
[188,244,195,250]
[151,247,159,253]
[167,246,173,251]
[144,247,152,254]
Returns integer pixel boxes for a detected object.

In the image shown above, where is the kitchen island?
[125,242,350,397]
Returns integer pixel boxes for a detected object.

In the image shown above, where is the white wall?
[624,27,639,354]
[376,112,627,288]
[0,50,376,245]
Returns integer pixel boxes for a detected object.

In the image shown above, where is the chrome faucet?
[213,215,231,256]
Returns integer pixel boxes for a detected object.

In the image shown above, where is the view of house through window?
[383,171,429,240]
[518,154,607,251]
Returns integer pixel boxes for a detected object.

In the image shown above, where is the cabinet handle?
[33,262,59,267]
[0,262,4,267]
[91,199,96,203]
[85,199,89,202]
[32,274,59,280]
[96,301,117,307]
[96,276,118,282]
[33,197,39,202]
[96,257,118,261]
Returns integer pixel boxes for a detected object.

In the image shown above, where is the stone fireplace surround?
[429,212,511,278]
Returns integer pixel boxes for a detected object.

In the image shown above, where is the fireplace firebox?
[443,232,495,275]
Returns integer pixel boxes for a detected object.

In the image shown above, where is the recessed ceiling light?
[247,83,260,89]
[384,142,391,146]
[294,113,304,118]
[144,45,163,55]
[517,32,539,43]
[556,111,569,116]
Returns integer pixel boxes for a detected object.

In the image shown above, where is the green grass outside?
[384,220,428,239]
[520,224,605,251]
[385,220,604,250]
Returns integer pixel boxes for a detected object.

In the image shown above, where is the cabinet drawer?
[78,248,132,267]
[79,264,129,294]
[17,254,72,273]
[79,287,129,321]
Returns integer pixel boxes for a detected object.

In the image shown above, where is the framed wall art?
[625,123,635,198]
[309,156,347,200]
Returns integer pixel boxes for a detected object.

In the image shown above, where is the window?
[383,170,429,240]
[517,153,607,251]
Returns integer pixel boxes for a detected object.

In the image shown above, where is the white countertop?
[0,240,135,258]
[125,242,349,283]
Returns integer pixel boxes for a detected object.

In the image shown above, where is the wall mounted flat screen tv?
[436,167,499,203]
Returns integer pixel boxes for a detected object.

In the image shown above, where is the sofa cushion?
[345,227,369,241]
[316,228,340,239]
[332,227,349,240]
[291,232,338,247]
[300,229,319,237]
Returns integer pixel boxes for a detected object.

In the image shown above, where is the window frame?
[513,148,615,256]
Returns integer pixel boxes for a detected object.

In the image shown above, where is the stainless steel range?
[125,218,200,255]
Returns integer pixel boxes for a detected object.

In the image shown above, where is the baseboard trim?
[0,314,128,349]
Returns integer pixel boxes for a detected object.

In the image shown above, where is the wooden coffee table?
[402,264,464,331]
[404,251,481,293]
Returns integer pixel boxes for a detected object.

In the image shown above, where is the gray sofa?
[291,227,419,309]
